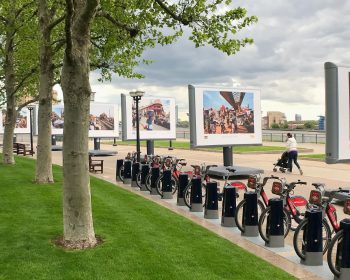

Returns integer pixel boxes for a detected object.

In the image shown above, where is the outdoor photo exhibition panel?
[0,107,30,134]
[50,103,119,137]
[121,94,176,140]
[325,62,350,163]
[188,85,262,147]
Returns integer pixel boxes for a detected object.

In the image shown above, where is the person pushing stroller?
[286,133,303,175]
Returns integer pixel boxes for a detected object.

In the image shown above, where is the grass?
[112,140,286,153]
[0,156,295,280]
[299,153,325,160]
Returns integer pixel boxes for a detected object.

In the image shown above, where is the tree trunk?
[2,97,17,164]
[35,0,54,183]
[60,0,99,248]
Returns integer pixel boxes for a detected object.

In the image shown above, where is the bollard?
[51,135,57,146]
[177,173,188,206]
[241,192,259,237]
[221,186,237,227]
[123,160,132,185]
[265,198,284,247]
[93,137,100,150]
[161,170,173,199]
[204,182,219,219]
[116,159,124,181]
[13,135,17,143]
[150,167,160,195]
[190,177,203,212]
[131,162,140,188]
[334,219,350,280]
[139,164,150,191]
[300,209,323,266]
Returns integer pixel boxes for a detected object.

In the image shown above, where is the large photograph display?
[189,85,262,147]
[0,108,30,134]
[325,62,350,163]
[121,94,176,140]
[49,103,118,137]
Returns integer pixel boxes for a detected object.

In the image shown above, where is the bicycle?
[118,152,138,182]
[292,186,343,259]
[327,199,350,277]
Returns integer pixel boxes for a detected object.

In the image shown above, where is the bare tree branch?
[154,0,191,25]
[17,96,39,111]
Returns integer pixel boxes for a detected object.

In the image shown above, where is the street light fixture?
[129,90,145,163]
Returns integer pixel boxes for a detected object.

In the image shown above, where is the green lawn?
[299,153,325,160]
[0,156,295,280]
[112,140,286,153]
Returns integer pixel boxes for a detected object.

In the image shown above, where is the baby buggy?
[273,151,289,173]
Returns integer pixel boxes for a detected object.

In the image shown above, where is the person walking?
[286,133,303,175]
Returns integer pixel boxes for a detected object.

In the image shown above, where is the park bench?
[89,155,104,173]
[13,143,35,156]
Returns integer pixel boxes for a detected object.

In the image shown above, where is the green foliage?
[270,123,280,129]
[281,122,289,129]
[0,156,295,280]
[303,120,317,130]
[177,120,189,128]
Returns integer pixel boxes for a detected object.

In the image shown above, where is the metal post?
[135,96,141,163]
[168,140,173,150]
[123,160,132,185]
[28,107,34,156]
[190,177,203,212]
[223,146,233,167]
[93,138,100,150]
[147,140,154,155]
[204,182,219,219]
[150,167,159,195]
[113,137,117,146]
[161,170,173,199]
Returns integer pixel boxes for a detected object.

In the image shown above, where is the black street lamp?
[27,106,34,156]
[129,90,145,163]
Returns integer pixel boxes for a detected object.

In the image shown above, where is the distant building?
[318,115,325,130]
[266,111,287,128]
[295,114,302,122]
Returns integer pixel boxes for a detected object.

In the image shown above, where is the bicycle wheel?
[235,199,265,233]
[155,174,179,196]
[327,230,343,278]
[118,165,124,182]
[293,218,332,260]
[258,207,291,243]
[145,173,152,192]
[184,182,206,207]
[136,172,142,188]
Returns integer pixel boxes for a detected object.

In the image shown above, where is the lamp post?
[27,106,34,155]
[129,90,145,163]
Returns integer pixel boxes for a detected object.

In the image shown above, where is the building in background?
[318,115,325,130]
[295,114,302,122]
[266,111,287,128]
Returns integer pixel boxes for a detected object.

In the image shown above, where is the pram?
[273,151,289,173]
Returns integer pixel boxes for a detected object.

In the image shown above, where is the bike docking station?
[240,192,259,237]
[139,164,150,191]
[131,162,140,188]
[177,173,188,206]
[150,167,160,195]
[161,170,173,199]
[123,160,132,185]
[189,177,203,212]
[264,198,285,248]
[332,219,350,280]
[221,185,237,227]
[299,209,323,266]
[204,182,219,219]
[116,159,124,182]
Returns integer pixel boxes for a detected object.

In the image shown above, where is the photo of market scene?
[203,91,255,134]
[2,109,28,129]
[51,107,64,129]
[89,105,115,130]
[132,98,171,131]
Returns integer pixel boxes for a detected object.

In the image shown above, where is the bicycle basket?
[271,181,283,195]
[247,176,257,189]
[344,199,350,215]
[309,190,322,206]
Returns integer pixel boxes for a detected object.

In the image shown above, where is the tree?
[60,0,257,249]
[271,123,280,129]
[303,120,316,130]
[0,0,39,164]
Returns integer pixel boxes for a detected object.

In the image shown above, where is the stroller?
[273,151,289,173]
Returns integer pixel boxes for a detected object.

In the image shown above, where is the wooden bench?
[13,143,35,156]
[89,155,104,173]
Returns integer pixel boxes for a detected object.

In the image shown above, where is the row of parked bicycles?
[118,152,349,277]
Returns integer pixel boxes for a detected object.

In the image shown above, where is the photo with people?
[203,91,255,134]
[89,104,115,131]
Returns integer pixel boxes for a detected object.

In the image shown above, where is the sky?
[55,0,350,121]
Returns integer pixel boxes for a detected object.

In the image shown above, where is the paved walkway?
[49,141,350,280]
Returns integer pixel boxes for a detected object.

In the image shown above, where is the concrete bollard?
[190,177,203,212]
[332,219,350,280]
[177,173,188,206]
[265,198,284,247]
[204,182,219,219]
[51,135,57,146]
[116,159,124,182]
[241,192,259,237]
[93,137,100,150]
[221,186,237,227]
[150,167,160,195]
[123,160,132,185]
[161,170,173,199]
[139,164,149,191]
[300,209,323,266]
[131,162,140,188]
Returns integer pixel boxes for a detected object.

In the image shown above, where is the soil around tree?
[53,235,103,250]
